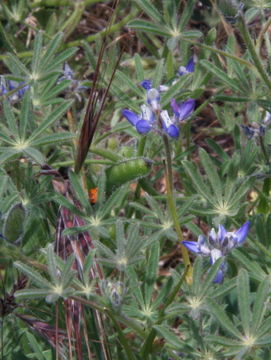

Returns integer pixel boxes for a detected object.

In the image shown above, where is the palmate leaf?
[208,299,243,340]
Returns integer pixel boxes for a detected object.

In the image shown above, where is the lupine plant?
[0,0,271,359]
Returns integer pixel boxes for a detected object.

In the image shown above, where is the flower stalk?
[162,133,191,268]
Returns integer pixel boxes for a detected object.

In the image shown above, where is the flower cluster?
[57,63,88,95]
[122,58,196,139]
[0,77,29,102]
[182,221,250,283]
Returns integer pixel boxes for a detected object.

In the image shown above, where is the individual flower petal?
[140,79,152,90]
[218,224,227,243]
[63,63,74,80]
[166,124,179,138]
[171,98,195,121]
[178,57,195,76]
[213,269,224,283]
[208,228,217,246]
[158,84,169,92]
[234,221,250,245]
[140,104,155,124]
[182,241,201,254]
[147,88,160,111]
[122,109,140,126]
[136,119,152,134]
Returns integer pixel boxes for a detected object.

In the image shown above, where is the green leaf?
[39,32,64,70]
[23,147,45,164]
[134,0,165,24]
[115,70,143,97]
[200,59,242,93]
[3,99,19,137]
[181,30,202,39]
[182,160,214,205]
[28,100,73,141]
[47,244,58,283]
[53,193,85,218]
[128,20,170,37]
[237,269,251,336]
[69,170,91,211]
[26,333,47,360]
[7,53,30,76]
[251,275,270,334]
[199,148,223,201]
[20,91,31,141]
[178,0,197,31]
[144,241,159,306]
[45,48,77,73]
[153,325,183,349]
[0,148,19,164]
[98,186,127,218]
[14,261,52,288]
[0,20,15,53]
[31,31,43,75]
[30,132,74,146]
[208,299,243,339]
[15,288,53,299]
[134,54,144,81]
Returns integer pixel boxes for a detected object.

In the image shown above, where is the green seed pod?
[3,203,26,244]
[106,157,151,191]
[205,28,217,46]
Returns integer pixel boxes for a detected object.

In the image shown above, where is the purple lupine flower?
[160,110,179,138]
[182,221,250,283]
[241,123,266,140]
[178,56,195,76]
[171,98,195,121]
[122,104,154,134]
[57,63,88,94]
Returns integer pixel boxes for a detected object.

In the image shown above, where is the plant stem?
[162,135,190,268]
[238,15,271,92]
